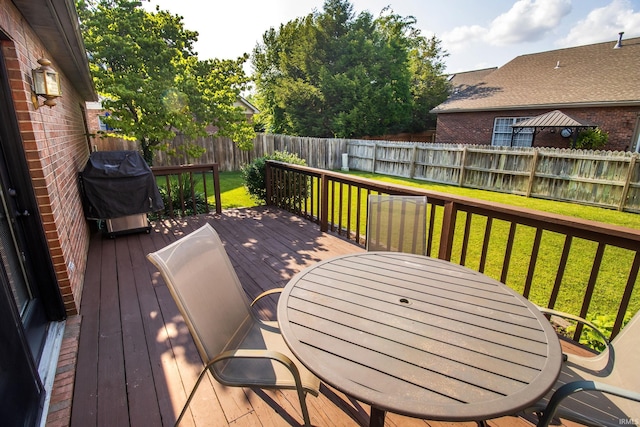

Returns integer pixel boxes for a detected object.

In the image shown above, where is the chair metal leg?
[296,389,312,426]
[175,367,211,427]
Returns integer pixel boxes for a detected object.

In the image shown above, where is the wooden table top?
[277,252,562,422]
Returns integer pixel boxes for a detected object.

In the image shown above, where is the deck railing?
[151,164,221,217]
[265,160,640,342]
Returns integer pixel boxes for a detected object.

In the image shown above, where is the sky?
[142,0,640,74]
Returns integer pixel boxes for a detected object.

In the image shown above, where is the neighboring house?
[0,0,96,425]
[235,96,260,123]
[431,34,640,152]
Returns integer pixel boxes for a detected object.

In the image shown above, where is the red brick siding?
[86,107,103,136]
[1,0,92,315]
[435,107,640,151]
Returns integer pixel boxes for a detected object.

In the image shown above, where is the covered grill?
[80,150,164,236]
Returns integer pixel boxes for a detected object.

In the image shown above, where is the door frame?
[0,42,65,323]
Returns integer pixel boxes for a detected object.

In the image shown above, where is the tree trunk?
[141,140,154,166]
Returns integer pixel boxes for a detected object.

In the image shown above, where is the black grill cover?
[81,151,164,219]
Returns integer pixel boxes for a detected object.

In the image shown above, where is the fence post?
[438,200,457,261]
[458,146,468,187]
[619,154,637,211]
[372,142,378,173]
[409,143,418,179]
[526,149,540,198]
[320,172,329,232]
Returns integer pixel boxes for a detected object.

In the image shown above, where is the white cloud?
[442,0,572,51]
[559,0,640,47]
[485,0,572,45]
[441,25,488,52]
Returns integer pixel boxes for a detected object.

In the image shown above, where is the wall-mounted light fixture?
[31,58,61,109]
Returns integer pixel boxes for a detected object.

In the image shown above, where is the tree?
[77,0,255,164]
[408,35,450,132]
[251,0,449,138]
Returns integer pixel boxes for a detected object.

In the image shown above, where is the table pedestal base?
[369,407,386,427]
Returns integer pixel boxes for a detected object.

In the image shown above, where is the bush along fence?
[93,134,640,213]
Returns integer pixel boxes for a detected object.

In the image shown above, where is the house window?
[492,117,534,147]
[98,112,113,131]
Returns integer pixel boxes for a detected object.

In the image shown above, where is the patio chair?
[524,308,640,427]
[147,223,320,426]
[366,194,428,255]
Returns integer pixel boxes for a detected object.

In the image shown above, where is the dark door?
[0,271,43,426]
[0,43,65,425]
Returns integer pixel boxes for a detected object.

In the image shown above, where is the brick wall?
[435,106,640,152]
[1,0,92,315]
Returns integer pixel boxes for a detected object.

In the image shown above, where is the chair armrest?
[536,380,640,427]
[537,306,610,348]
[536,306,614,371]
[250,287,285,306]
[209,348,312,394]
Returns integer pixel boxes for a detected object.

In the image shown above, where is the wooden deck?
[67,207,585,427]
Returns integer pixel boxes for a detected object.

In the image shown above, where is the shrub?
[153,174,208,218]
[242,151,307,204]
[575,127,608,150]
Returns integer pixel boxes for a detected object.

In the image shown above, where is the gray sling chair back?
[366,194,428,255]
[147,223,320,426]
[525,307,640,426]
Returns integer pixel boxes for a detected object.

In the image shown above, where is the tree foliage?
[77,0,255,164]
[251,0,449,138]
[575,128,609,150]
[241,151,307,204]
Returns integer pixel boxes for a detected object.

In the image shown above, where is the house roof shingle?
[433,36,640,113]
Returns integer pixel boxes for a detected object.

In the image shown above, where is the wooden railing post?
[212,164,222,214]
[438,200,457,261]
[320,172,329,232]
[265,162,273,206]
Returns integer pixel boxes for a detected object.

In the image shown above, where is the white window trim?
[492,117,534,147]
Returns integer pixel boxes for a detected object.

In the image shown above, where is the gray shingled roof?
[433,36,640,113]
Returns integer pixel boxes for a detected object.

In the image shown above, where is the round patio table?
[277,252,562,426]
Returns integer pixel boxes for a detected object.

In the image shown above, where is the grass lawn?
[217,170,256,209]
[195,170,640,325]
[345,171,640,229]
[331,172,640,322]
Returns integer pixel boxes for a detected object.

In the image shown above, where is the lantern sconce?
[31,58,62,109]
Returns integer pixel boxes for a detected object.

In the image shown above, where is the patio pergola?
[511,110,597,147]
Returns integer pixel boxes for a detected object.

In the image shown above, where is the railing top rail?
[151,164,218,175]
[267,160,640,249]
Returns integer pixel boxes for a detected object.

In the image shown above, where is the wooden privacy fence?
[347,141,640,213]
[92,133,348,171]
[265,160,640,343]
[92,134,640,213]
